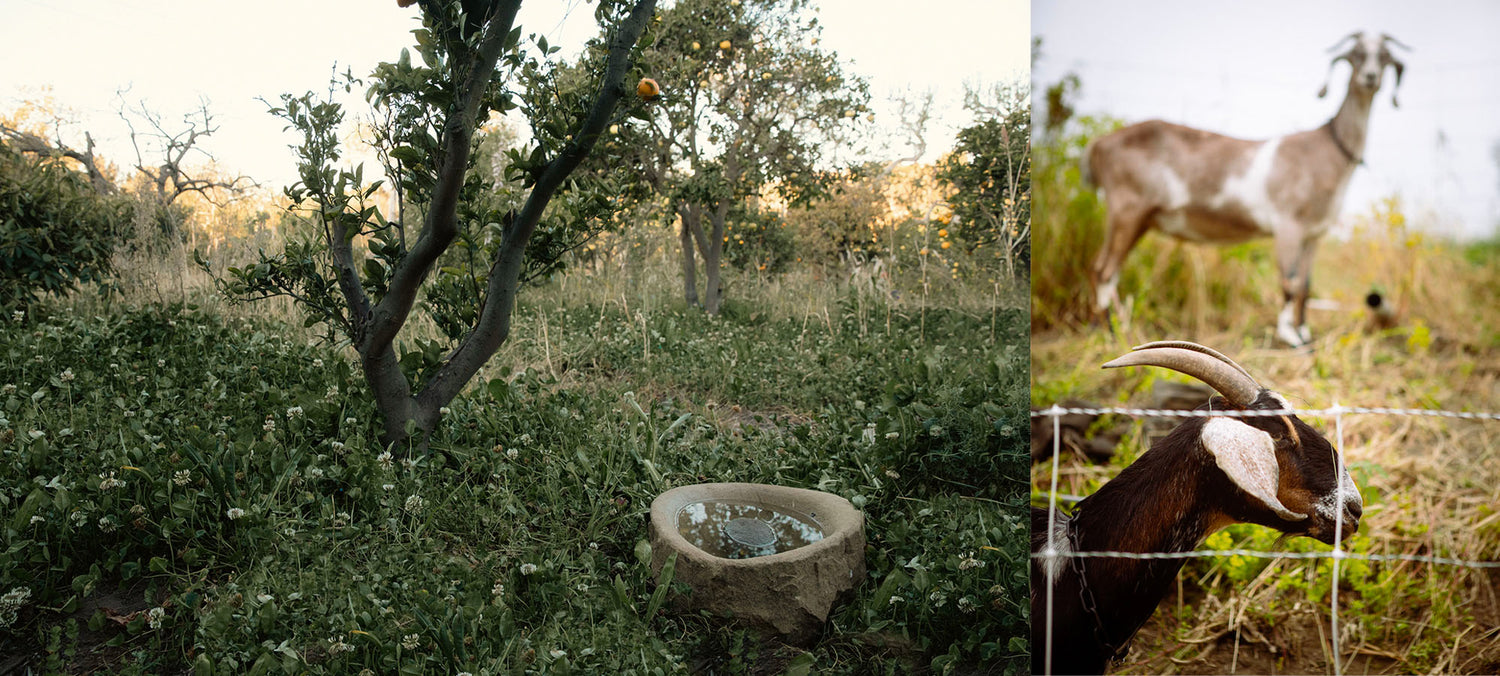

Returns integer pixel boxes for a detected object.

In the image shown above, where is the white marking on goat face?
[1213,137,1283,236]
[1316,457,1364,530]
[1200,418,1308,522]
[1353,33,1386,90]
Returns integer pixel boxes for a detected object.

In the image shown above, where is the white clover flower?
[885,469,900,479]
[929,425,945,437]
[456,672,473,676]
[226,507,247,520]
[506,448,518,460]
[1,384,14,395]
[958,552,985,570]
[262,416,276,433]
[517,433,531,445]
[492,580,505,597]
[345,417,357,425]
[0,587,33,628]
[884,431,899,440]
[382,483,395,492]
[928,591,948,607]
[330,441,346,453]
[173,469,192,486]
[98,516,117,533]
[157,359,165,368]
[376,451,393,469]
[70,511,88,527]
[401,633,420,650]
[519,563,538,576]
[59,368,75,383]
[286,406,304,419]
[30,515,45,525]
[439,406,451,416]
[324,385,339,402]
[957,597,976,613]
[404,494,425,514]
[10,311,23,322]
[307,467,324,480]
[400,457,417,471]
[147,606,165,629]
[888,595,905,606]
[312,358,324,369]
[328,636,354,655]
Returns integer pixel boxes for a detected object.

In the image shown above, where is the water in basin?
[676,499,825,559]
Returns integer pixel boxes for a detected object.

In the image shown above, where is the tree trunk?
[702,200,731,315]
[678,205,700,306]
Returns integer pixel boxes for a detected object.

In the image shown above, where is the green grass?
[0,266,1027,674]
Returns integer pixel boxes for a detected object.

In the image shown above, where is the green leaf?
[644,552,676,619]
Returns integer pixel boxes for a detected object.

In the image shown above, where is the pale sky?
[1,0,1028,194]
[1035,0,1500,240]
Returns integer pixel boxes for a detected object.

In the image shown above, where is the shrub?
[0,141,128,309]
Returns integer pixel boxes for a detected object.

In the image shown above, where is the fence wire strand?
[1032,403,1500,675]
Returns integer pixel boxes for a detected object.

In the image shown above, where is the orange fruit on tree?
[637,78,661,100]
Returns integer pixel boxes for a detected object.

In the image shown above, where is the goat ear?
[1200,418,1309,522]
[1388,58,1405,108]
[1317,54,1345,99]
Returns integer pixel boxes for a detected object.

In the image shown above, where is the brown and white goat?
[1085,32,1408,348]
[1031,342,1363,675]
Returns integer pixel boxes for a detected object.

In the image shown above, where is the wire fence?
[1031,402,1500,676]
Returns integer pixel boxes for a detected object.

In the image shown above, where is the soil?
[2,581,164,675]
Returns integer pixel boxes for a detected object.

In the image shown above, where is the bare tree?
[0,123,116,195]
[117,96,257,241]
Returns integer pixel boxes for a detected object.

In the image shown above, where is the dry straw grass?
[1032,191,1500,673]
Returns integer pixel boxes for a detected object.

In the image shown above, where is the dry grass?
[1032,206,1500,673]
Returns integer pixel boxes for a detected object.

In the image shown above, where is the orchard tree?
[620,0,869,313]
[936,81,1030,276]
[213,0,657,448]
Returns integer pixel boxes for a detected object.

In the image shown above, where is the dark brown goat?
[1031,342,1363,675]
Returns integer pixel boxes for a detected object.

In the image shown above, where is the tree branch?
[367,0,523,354]
[421,0,657,408]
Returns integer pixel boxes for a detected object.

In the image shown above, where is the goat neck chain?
[1067,518,1131,665]
[1326,124,1363,165]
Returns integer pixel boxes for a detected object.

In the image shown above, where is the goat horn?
[1381,34,1412,51]
[1102,342,1264,407]
[1325,31,1361,54]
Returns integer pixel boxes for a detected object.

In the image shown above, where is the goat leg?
[1275,230,1319,347]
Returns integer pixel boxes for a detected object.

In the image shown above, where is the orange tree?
[212,0,656,448]
[936,82,1030,277]
[608,0,869,313]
